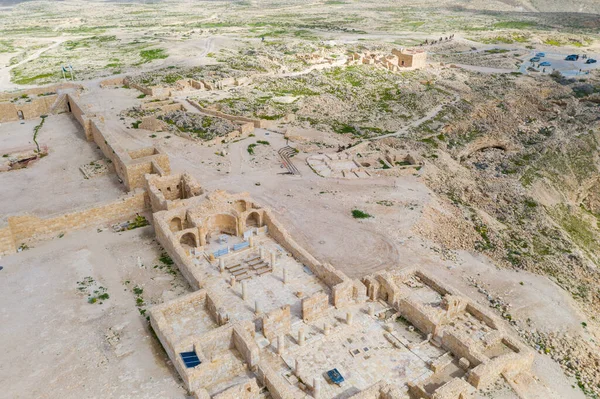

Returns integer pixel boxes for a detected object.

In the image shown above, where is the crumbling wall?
[441,331,485,367]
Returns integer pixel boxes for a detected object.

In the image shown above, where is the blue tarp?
[180,351,201,368]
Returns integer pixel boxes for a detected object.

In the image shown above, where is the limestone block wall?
[232,321,260,367]
[440,331,485,367]
[467,338,534,389]
[0,82,80,102]
[99,77,125,88]
[262,305,291,341]
[153,211,203,289]
[332,280,355,309]
[465,303,499,330]
[430,378,473,399]
[140,116,169,132]
[212,379,260,399]
[89,118,129,183]
[263,210,347,288]
[67,94,93,140]
[302,292,330,322]
[397,298,438,336]
[3,189,147,250]
[0,95,57,122]
[125,151,171,191]
[256,359,304,399]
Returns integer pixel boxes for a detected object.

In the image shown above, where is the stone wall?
[211,379,260,399]
[0,95,57,122]
[0,189,148,253]
[0,82,80,101]
[69,93,171,191]
[232,321,260,367]
[140,116,169,132]
[302,292,330,322]
[256,360,302,399]
[262,305,291,341]
[263,210,347,288]
[99,77,125,88]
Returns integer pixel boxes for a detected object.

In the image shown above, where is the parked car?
[539,61,552,66]
[585,59,597,64]
[565,54,579,61]
[530,57,541,62]
[536,52,546,57]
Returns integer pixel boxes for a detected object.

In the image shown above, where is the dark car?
[539,61,551,67]
[565,55,579,61]
[530,57,540,63]
[585,59,597,64]
[536,52,546,57]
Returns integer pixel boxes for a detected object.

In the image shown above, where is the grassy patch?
[140,48,168,63]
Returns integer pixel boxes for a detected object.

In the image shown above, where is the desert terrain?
[0,0,599,398]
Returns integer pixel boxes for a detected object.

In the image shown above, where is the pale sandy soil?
[0,225,190,399]
[0,114,124,224]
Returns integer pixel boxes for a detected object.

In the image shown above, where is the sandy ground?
[0,225,191,399]
[0,114,124,223]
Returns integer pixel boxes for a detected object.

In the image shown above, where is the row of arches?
[171,210,264,252]
[170,211,263,234]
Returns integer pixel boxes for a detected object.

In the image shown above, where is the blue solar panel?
[180,351,201,368]
[327,368,344,385]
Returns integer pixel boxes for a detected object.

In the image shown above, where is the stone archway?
[245,211,261,229]
[170,217,183,232]
[180,232,197,250]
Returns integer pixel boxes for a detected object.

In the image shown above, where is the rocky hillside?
[401,68,600,396]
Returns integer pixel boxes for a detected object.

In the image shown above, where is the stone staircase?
[278,146,300,175]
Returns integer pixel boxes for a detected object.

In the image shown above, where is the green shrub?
[352,209,372,219]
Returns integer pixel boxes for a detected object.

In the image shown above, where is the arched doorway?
[246,211,261,228]
[169,217,183,232]
[180,232,197,251]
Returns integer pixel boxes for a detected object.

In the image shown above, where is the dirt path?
[0,39,71,90]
